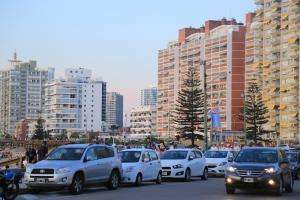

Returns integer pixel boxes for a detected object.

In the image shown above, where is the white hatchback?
[121,148,162,186]
[160,149,208,181]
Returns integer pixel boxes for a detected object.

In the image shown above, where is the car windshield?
[235,149,278,163]
[46,148,85,160]
[287,153,298,162]
[121,151,141,163]
[161,151,188,160]
[205,151,228,158]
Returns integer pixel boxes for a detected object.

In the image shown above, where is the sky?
[0,0,255,113]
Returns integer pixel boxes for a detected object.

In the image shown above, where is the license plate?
[36,178,46,183]
[162,171,168,176]
[244,178,254,183]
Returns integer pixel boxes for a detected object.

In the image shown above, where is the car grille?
[31,169,54,174]
[162,167,171,170]
[207,165,217,168]
[236,169,263,177]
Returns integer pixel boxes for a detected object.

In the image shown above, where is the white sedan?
[121,148,162,186]
[160,149,208,181]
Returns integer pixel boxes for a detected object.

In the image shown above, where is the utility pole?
[200,60,208,150]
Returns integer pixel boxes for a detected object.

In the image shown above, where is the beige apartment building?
[245,0,300,143]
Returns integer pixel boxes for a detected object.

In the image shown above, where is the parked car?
[160,149,208,181]
[205,150,237,176]
[24,144,122,195]
[121,148,162,186]
[286,151,300,180]
[225,147,294,196]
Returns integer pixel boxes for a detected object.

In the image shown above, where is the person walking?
[37,141,48,161]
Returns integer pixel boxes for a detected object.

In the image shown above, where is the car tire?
[225,185,235,194]
[275,178,283,196]
[201,168,208,180]
[4,181,19,200]
[184,168,191,182]
[69,173,84,195]
[156,172,162,184]
[135,173,142,186]
[285,175,293,193]
[107,170,120,190]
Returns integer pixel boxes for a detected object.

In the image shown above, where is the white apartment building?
[106,92,123,129]
[44,67,106,135]
[129,105,157,139]
[0,52,54,134]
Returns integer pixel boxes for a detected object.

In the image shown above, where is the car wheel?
[69,173,84,195]
[225,185,235,194]
[156,172,162,184]
[285,175,293,193]
[135,173,142,186]
[275,178,283,196]
[201,168,208,180]
[4,181,19,200]
[107,170,120,190]
[184,168,191,182]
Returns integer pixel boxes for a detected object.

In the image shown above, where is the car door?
[194,150,205,175]
[141,151,152,180]
[149,150,160,179]
[96,146,113,180]
[188,151,197,176]
[84,147,103,182]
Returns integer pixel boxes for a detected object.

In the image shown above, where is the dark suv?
[225,147,293,196]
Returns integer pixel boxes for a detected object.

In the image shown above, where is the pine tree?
[32,117,47,140]
[173,67,205,147]
[243,82,270,144]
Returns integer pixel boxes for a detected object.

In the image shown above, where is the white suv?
[24,144,122,194]
[121,148,162,186]
[160,148,208,181]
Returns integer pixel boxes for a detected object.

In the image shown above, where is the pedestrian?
[37,141,48,161]
[28,147,37,163]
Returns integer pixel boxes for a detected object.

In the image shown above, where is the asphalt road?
[17,178,300,200]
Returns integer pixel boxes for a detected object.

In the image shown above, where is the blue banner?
[211,113,221,128]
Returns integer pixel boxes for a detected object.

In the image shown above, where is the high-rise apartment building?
[157,28,204,138]
[44,67,106,135]
[106,92,123,129]
[204,19,246,132]
[140,86,157,106]
[0,53,54,134]
[157,19,246,138]
[245,0,300,143]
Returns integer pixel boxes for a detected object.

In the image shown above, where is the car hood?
[31,160,82,170]
[205,158,227,165]
[160,160,185,167]
[232,162,276,170]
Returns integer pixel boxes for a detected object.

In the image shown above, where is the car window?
[149,151,158,161]
[86,147,98,161]
[194,151,202,158]
[189,151,196,159]
[142,152,150,162]
[96,146,114,159]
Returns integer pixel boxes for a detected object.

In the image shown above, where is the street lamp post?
[241,91,246,144]
[200,60,208,150]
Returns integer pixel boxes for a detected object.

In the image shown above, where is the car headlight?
[56,167,72,174]
[226,166,236,173]
[173,164,183,169]
[219,162,228,166]
[125,166,135,173]
[265,167,277,174]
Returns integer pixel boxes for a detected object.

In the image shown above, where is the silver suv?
[24,144,122,194]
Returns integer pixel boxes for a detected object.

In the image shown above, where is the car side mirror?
[228,157,234,162]
[188,155,194,161]
[84,156,92,162]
